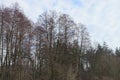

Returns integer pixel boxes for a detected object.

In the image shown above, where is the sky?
[0,0,120,49]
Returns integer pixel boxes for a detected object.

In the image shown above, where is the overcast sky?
[1,0,120,49]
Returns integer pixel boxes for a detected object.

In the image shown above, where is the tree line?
[0,3,120,80]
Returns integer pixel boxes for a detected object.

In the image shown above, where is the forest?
[0,3,120,80]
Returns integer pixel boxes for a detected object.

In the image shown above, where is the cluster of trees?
[0,3,120,80]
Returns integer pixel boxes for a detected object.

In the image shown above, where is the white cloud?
[1,0,120,49]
